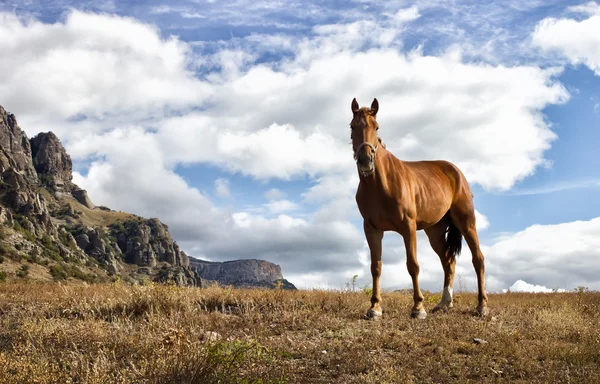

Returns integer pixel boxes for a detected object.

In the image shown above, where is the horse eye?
[376,126,379,130]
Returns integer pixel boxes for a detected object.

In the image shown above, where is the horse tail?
[445,213,462,261]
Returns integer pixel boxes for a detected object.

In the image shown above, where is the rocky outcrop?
[71,188,94,209]
[30,132,73,192]
[189,258,297,289]
[0,106,38,183]
[108,218,190,268]
[29,131,96,208]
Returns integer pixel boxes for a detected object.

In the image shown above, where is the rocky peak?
[30,131,73,192]
[0,106,38,183]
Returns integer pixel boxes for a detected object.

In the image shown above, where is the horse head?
[350,98,380,176]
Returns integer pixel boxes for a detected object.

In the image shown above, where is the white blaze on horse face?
[360,117,366,125]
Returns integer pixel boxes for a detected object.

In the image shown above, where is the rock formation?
[0,105,295,289]
[189,258,297,289]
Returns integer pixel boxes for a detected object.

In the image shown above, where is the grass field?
[0,281,599,383]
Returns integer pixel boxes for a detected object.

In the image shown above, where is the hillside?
[0,105,294,288]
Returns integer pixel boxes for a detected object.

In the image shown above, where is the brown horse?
[350,97,489,320]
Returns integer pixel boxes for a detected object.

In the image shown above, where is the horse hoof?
[410,309,427,319]
[431,304,451,313]
[364,309,382,321]
[477,306,489,317]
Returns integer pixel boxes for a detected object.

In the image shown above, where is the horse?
[350,97,489,320]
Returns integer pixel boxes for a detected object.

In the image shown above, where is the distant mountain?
[0,104,295,289]
[189,257,297,290]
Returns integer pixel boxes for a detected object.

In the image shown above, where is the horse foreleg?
[403,221,426,319]
[364,220,383,320]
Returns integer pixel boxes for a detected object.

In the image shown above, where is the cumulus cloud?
[475,210,490,231]
[532,8,600,75]
[181,212,365,274]
[504,280,566,293]
[265,200,300,214]
[482,217,600,292]
[1,9,569,190]
[0,10,209,137]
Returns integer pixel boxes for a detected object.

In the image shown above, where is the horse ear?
[370,98,379,116]
[351,98,359,114]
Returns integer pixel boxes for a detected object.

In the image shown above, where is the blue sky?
[1,0,600,293]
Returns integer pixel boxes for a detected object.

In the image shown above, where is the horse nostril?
[358,153,372,166]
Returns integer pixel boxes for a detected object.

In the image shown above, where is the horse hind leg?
[449,201,489,316]
[425,215,458,313]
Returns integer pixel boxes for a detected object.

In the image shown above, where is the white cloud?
[214,178,231,198]
[504,280,566,293]
[181,212,365,274]
[1,10,569,192]
[567,1,600,15]
[0,10,210,137]
[388,6,421,24]
[533,10,600,75]
[475,210,490,230]
[482,217,600,292]
[265,199,300,214]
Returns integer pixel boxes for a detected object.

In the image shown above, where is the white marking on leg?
[442,286,453,305]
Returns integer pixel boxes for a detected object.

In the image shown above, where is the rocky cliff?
[190,258,297,289]
[0,105,294,288]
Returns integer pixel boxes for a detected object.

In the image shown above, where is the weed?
[16,265,29,278]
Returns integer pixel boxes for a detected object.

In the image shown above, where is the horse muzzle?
[357,152,375,174]
[354,141,378,176]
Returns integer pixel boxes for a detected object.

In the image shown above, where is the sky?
[1,0,599,294]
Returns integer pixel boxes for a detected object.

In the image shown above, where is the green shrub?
[0,243,21,262]
[0,271,6,282]
[16,265,29,278]
[49,264,68,281]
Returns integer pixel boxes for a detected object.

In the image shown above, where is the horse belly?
[415,198,452,230]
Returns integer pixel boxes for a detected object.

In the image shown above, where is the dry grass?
[60,194,134,227]
[0,281,598,383]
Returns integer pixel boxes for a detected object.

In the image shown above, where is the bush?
[0,270,6,282]
[0,243,21,262]
[49,264,68,281]
[16,265,29,278]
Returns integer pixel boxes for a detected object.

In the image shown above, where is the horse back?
[403,159,472,201]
